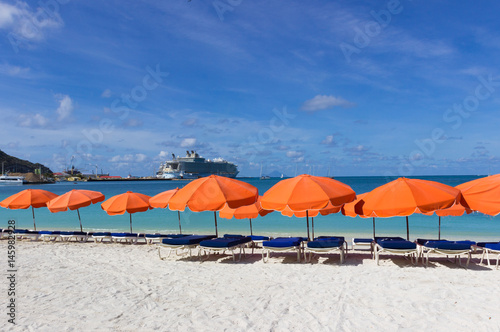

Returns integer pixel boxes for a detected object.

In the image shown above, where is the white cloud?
[286,150,303,158]
[101,89,112,98]
[0,1,63,42]
[55,94,74,121]
[0,63,30,77]
[180,138,196,147]
[109,154,148,163]
[17,113,49,128]
[301,95,355,112]
[321,135,336,146]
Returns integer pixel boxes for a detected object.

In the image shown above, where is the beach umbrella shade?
[149,188,183,234]
[0,189,58,230]
[354,178,462,240]
[219,196,272,235]
[168,175,259,237]
[46,189,105,232]
[261,174,356,240]
[101,191,152,233]
[456,174,500,216]
[341,193,378,238]
[424,203,472,240]
[281,202,341,239]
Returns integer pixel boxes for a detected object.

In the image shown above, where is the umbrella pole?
[249,218,253,236]
[130,213,133,233]
[438,216,441,240]
[214,212,218,238]
[32,206,36,231]
[372,217,376,239]
[311,217,315,240]
[177,211,182,234]
[406,216,409,241]
[306,210,310,241]
[77,209,82,232]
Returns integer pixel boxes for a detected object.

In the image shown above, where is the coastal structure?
[157,151,239,179]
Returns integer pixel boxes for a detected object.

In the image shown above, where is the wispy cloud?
[0,1,63,44]
[0,63,30,77]
[302,95,355,112]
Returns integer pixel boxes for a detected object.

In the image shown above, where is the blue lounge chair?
[59,231,89,243]
[144,233,189,245]
[91,232,112,243]
[474,242,500,269]
[415,238,445,259]
[14,229,40,241]
[261,237,306,263]
[199,235,252,262]
[111,232,140,244]
[352,238,373,251]
[420,240,476,268]
[304,236,347,264]
[157,235,216,259]
[373,237,418,265]
[39,231,62,242]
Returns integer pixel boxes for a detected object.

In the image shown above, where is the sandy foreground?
[1,240,499,332]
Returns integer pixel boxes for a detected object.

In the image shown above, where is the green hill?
[0,150,53,175]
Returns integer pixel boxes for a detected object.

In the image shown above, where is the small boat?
[0,175,24,185]
[0,162,24,185]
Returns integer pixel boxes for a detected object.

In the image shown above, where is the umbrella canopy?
[169,175,259,237]
[219,196,272,235]
[424,203,472,240]
[101,191,151,232]
[149,188,183,234]
[341,193,378,239]
[354,177,462,240]
[261,174,356,211]
[0,189,58,230]
[46,189,105,231]
[261,174,356,240]
[456,174,500,216]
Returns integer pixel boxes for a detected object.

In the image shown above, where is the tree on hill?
[0,150,53,175]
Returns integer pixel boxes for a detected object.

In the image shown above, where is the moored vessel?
[157,151,239,179]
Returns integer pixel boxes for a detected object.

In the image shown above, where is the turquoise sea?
[1,175,499,241]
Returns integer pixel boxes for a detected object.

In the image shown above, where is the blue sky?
[0,0,499,177]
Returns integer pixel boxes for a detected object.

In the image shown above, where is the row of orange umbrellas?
[1,174,500,238]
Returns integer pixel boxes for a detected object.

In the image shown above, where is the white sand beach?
[3,240,500,331]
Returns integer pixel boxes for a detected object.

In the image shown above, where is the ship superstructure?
[157,151,239,179]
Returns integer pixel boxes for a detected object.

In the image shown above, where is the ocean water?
[1,175,499,242]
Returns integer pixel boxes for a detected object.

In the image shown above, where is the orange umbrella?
[456,174,500,216]
[169,175,259,237]
[149,188,183,234]
[47,189,105,231]
[0,189,58,230]
[281,202,341,239]
[341,193,379,238]
[424,203,472,240]
[219,196,272,235]
[101,191,151,232]
[261,174,356,240]
[354,178,462,240]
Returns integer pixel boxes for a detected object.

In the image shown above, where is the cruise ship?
[157,151,239,179]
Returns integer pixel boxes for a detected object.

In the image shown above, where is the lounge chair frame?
[262,244,303,263]
[474,245,500,269]
[374,243,418,266]
[303,240,347,264]
[157,243,200,259]
[199,243,248,262]
[423,247,472,268]
[111,234,139,244]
